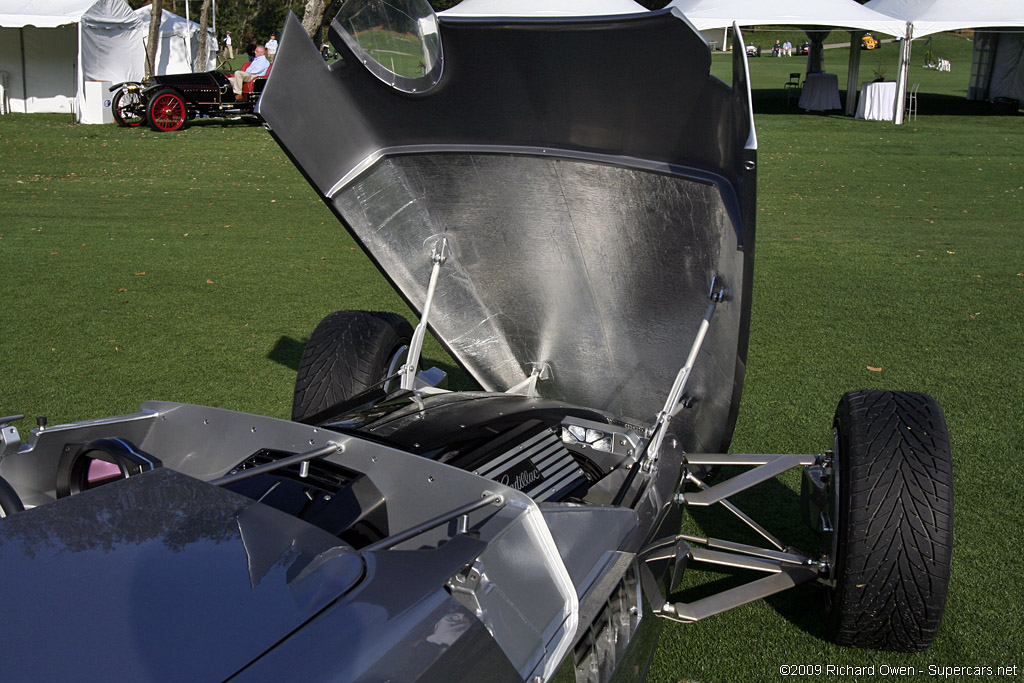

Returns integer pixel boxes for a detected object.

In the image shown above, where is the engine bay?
[0,391,651,552]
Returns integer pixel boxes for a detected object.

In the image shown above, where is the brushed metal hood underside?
[259,8,756,453]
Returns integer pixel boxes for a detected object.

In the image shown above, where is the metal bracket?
[447,559,488,616]
[504,362,551,398]
[0,415,24,460]
[401,237,449,391]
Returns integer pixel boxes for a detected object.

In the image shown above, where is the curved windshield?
[334,0,443,94]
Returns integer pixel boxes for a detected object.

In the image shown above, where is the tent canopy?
[134,6,217,74]
[667,0,906,36]
[0,0,145,116]
[0,0,215,118]
[0,0,103,28]
[865,0,1024,38]
[865,0,1024,121]
[441,0,647,17]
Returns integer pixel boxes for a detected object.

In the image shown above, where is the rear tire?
[827,390,953,652]
[112,88,144,127]
[292,310,413,422]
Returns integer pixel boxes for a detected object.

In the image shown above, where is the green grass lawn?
[1,37,1022,681]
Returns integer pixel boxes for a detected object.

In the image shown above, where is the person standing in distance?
[266,35,279,63]
[224,30,233,59]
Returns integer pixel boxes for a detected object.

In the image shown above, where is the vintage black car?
[0,0,953,680]
[110,68,268,132]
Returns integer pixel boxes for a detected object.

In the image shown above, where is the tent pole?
[893,22,912,124]
[76,22,84,121]
[20,27,28,112]
[845,31,864,116]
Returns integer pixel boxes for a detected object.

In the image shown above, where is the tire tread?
[830,389,953,652]
[291,311,412,422]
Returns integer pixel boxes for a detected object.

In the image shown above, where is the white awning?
[441,0,647,17]
[668,0,906,36]
[0,0,98,28]
[865,0,1024,38]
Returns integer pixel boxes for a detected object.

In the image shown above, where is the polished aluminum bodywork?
[258,8,757,454]
[0,7,777,682]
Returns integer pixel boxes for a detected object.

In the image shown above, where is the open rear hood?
[259,7,756,453]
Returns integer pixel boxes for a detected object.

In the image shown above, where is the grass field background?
[1,32,1022,682]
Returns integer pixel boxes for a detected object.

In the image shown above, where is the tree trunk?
[302,0,329,39]
[145,0,163,78]
[195,0,212,71]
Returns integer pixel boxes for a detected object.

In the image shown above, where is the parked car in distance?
[746,43,761,57]
[861,33,880,49]
[110,65,270,132]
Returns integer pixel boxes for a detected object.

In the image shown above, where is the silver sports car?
[0,1,952,680]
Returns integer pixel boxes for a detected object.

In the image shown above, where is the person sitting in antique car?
[229,45,269,100]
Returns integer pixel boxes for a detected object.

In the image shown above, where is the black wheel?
[147,88,188,132]
[0,474,24,517]
[112,88,145,127]
[292,310,414,422]
[826,390,953,652]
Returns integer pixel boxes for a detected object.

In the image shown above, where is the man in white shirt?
[224,31,233,59]
[266,35,279,63]
[229,45,270,99]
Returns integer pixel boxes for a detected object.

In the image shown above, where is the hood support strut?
[400,237,449,391]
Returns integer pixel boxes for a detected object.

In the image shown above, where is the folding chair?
[784,72,801,104]
[905,82,919,122]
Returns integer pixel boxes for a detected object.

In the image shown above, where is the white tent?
[866,0,1024,119]
[976,31,1024,105]
[441,0,647,17]
[667,0,907,117]
[134,6,217,75]
[0,0,146,117]
[864,0,1024,38]
[669,0,905,35]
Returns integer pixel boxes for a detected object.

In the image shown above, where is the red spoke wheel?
[146,89,188,132]
[112,89,145,127]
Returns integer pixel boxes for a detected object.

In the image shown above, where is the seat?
[240,62,272,95]
[784,72,801,104]
[905,82,919,122]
